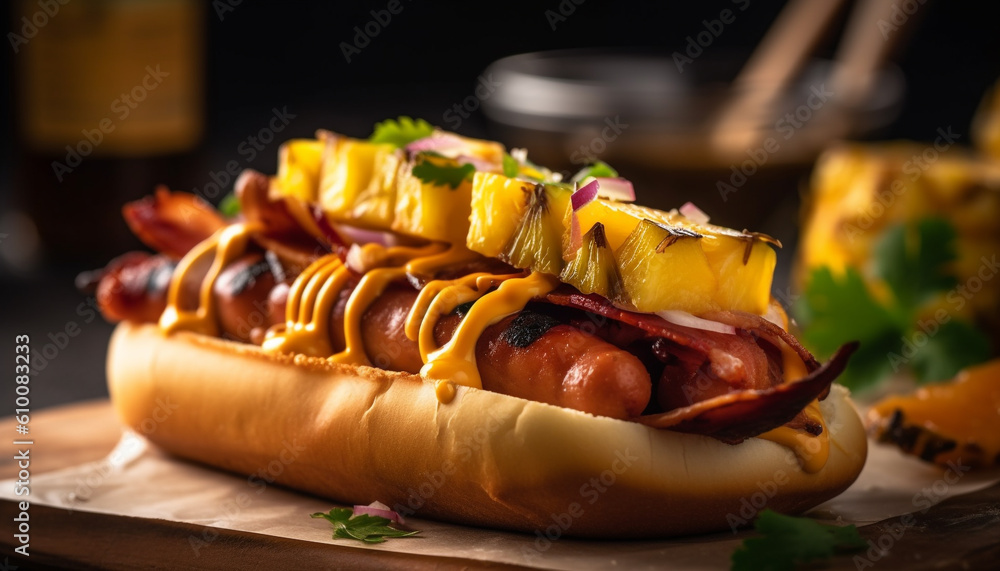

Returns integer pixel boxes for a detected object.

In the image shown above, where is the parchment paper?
[3,430,999,570]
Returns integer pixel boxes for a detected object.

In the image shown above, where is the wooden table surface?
[0,400,527,570]
[1,400,998,570]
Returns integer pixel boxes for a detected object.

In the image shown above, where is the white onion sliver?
[335,224,392,247]
[656,310,737,335]
[594,177,635,202]
[571,179,600,211]
[679,202,711,225]
[368,500,392,511]
[352,504,404,524]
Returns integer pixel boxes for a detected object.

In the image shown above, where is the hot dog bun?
[107,321,867,538]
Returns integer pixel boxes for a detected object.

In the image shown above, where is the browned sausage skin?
[93,255,654,420]
[213,253,280,343]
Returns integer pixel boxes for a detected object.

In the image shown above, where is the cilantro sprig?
[731,510,866,571]
[570,160,618,183]
[411,158,475,189]
[797,218,989,390]
[502,153,520,178]
[311,508,420,544]
[369,116,435,148]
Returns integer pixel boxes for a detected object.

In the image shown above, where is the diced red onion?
[680,202,710,225]
[353,501,405,524]
[571,179,600,211]
[594,177,635,202]
[656,310,737,335]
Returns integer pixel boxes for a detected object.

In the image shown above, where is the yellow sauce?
[758,400,829,473]
[261,241,496,372]
[262,254,348,357]
[420,272,559,401]
[160,223,260,336]
[404,272,523,361]
[162,223,824,460]
[404,242,481,277]
[330,266,406,366]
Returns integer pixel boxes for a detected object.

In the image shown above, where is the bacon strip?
[123,188,226,259]
[634,343,856,443]
[545,289,854,443]
[545,289,819,374]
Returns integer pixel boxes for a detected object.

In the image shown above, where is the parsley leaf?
[797,218,990,388]
[570,160,618,183]
[874,218,958,311]
[731,510,866,571]
[369,116,434,148]
[218,192,241,218]
[311,508,420,544]
[411,159,475,189]
[502,153,520,178]
[797,267,899,358]
[910,319,990,382]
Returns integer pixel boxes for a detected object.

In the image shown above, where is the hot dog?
[92,122,867,537]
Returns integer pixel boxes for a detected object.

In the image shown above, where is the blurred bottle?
[12,0,205,266]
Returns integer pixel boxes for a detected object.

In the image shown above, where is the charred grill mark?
[655,225,703,253]
[228,259,271,296]
[147,260,176,294]
[591,222,609,249]
[740,231,783,265]
[879,408,958,462]
[451,300,476,318]
[501,310,561,348]
[523,183,549,214]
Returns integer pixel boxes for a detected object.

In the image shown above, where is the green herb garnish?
[797,218,989,390]
[570,160,618,183]
[411,159,475,189]
[731,510,866,571]
[311,508,420,544]
[502,153,520,178]
[218,192,241,218]
[369,116,434,148]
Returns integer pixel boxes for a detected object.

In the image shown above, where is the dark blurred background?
[3,0,999,410]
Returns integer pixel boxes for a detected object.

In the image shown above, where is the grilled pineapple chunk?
[273,139,325,202]
[616,219,718,315]
[317,133,400,230]
[392,154,475,244]
[467,173,573,275]
[576,199,776,314]
[559,222,623,299]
